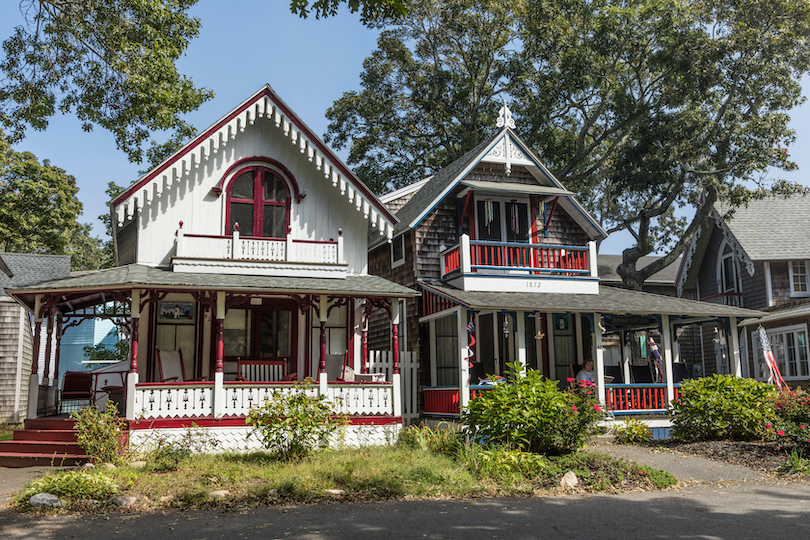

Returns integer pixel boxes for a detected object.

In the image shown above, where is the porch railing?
[606,383,682,414]
[440,234,596,279]
[176,224,342,264]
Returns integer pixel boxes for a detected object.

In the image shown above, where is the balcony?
[699,292,743,308]
[172,223,347,278]
[440,234,599,294]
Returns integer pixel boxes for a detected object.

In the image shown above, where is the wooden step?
[0,452,88,468]
[0,440,85,455]
[24,418,76,431]
[13,429,79,442]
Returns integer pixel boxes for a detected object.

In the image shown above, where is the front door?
[257,307,296,376]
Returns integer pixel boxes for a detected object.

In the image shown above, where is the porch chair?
[672,363,690,383]
[60,371,93,413]
[604,365,624,384]
[237,359,284,382]
[156,349,198,382]
[631,364,654,384]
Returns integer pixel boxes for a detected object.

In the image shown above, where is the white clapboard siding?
[368,351,419,423]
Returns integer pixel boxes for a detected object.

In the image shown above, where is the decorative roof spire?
[496,99,515,129]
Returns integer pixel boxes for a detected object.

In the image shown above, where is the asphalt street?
[1,479,809,540]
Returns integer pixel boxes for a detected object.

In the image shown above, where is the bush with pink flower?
[767,388,810,452]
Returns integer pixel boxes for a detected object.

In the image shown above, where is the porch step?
[0,417,88,468]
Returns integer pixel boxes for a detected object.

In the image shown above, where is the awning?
[459,180,573,197]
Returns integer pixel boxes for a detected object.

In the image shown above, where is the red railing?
[423,386,495,416]
[443,245,461,274]
[607,384,681,413]
[471,241,589,275]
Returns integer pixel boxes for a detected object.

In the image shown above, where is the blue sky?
[2,1,809,255]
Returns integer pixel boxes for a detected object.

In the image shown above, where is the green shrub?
[71,403,128,464]
[141,425,221,471]
[671,374,777,442]
[246,383,346,460]
[778,449,810,475]
[397,423,464,456]
[17,470,118,504]
[461,363,604,454]
[461,447,552,482]
[614,418,653,444]
[639,465,677,488]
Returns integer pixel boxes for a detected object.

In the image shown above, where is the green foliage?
[71,403,128,465]
[614,418,653,445]
[766,388,810,452]
[461,363,604,454]
[671,374,777,442]
[1,0,213,163]
[638,465,677,489]
[289,0,409,23]
[246,384,346,460]
[142,426,221,471]
[778,449,810,475]
[66,223,105,271]
[17,470,118,504]
[0,133,84,254]
[83,340,130,365]
[397,423,465,456]
[461,447,551,483]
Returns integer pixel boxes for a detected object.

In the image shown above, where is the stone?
[81,463,96,470]
[560,471,579,490]
[159,495,173,503]
[29,493,62,508]
[325,489,344,496]
[209,490,229,499]
[129,461,147,469]
[110,495,137,507]
[101,463,117,470]
[267,489,280,503]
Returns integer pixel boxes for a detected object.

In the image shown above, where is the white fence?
[367,350,419,423]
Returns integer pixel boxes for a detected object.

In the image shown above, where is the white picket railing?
[325,384,393,416]
[367,350,419,422]
[220,383,318,417]
[133,384,214,419]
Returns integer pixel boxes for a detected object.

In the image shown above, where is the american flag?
[757,326,786,391]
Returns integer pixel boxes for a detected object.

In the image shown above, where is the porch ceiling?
[420,281,765,320]
[6,264,419,311]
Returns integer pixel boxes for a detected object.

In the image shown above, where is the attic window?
[391,235,405,268]
[227,167,290,239]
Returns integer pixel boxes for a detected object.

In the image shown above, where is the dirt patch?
[655,440,793,474]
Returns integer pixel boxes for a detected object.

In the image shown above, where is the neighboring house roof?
[6,264,419,312]
[598,255,681,286]
[112,84,397,239]
[421,281,764,319]
[739,297,810,327]
[677,194,810,294]
[0,253,71,298]
[389,128,607,240]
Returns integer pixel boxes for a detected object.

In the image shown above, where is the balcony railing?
[175,222,343,264]
[440,234,597,279]
[699,292,743,308]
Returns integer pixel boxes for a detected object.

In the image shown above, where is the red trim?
[112,87,396,224]
[128,415,401,430]
[544,197,559,230]
[224,165,291,238]
[212,156,303,202]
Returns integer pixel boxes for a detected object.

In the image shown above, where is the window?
[475,199,529,243]
[789,260,810,297]
[435,313,458,386]
[391,235,405,268]
[227,167,290,238]
[750,325,810,380]
[720,243,738,293]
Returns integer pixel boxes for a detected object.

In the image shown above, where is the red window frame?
[225,166,291,239]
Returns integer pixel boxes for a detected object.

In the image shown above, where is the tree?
[98,181,126,269]
[66,223,105,271]
[289,0,409,23]
[0,132,84,254]
[326,0,810,289]
[1,0,213,163]
[325,0,521,193]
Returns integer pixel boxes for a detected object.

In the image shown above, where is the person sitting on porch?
[576,360,596,384]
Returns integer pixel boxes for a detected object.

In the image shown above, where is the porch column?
[728,317,742,377]
[213,291,226,418]
[621,331,631,385]
[126,289,141,420]
[662,314,675,407]
[458,307,470,410]
[361,309,368,374]
[391,297,402,417]
[594,314,606,405]
[516,311,527,375]
[460,234,471,274]
[318,295,328,397]
[27,294,44,420]
[44,309,58,415]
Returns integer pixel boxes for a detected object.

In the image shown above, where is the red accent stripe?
[128,415,401,430]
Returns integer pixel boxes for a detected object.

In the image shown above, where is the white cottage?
[5,86,419,459]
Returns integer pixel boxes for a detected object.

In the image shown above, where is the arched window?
[227,167,290,238]
[719,242,739,294]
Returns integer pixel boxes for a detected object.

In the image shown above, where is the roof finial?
[496,99,515,130]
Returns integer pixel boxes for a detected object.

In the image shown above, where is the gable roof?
[598,255,681,286]
[112,85,396,239]
[390,128,607,240]
[0,253,71,298]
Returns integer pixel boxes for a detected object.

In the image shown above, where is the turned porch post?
[662,314,675,408]
[213,291,226,418]
[594,313,606,405]
[361,310,368,374]
[27,294,44,420]
[391,298,402,417]
[125,289,141,420]
[319,295,328,396]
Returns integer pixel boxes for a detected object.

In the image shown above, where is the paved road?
[1,479,809,540]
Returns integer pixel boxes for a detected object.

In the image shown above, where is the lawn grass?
[14,442,675,512]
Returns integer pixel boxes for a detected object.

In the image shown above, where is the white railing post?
[286,231,293,262]
[729,317,742,377]
[439,244,447,276]
[458,307,470,409]
[589,240,598,278]
[337,228,344,264]
[594,313,606,405]
[460,234,471,274]
[176,221,185,257]
[232,224,240,260]
[662,314,675,407]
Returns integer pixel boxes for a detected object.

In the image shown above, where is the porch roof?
[738,297,810,327]
[6,264,419,311]
[420,281,765,320]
